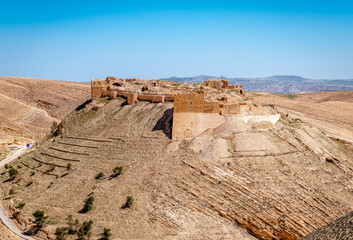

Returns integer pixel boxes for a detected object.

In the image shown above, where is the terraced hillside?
[0,97,352,239]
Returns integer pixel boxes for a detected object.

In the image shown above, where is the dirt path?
[0,146,34,240]
[0,146,26,168]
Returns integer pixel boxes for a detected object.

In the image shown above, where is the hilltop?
[250,91,353,143]
[0,77,90,145]
[0,79,352,239]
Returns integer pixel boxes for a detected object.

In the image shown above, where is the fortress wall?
[127,93,138,104]
[220,104,241,114]
[91,79,109,101]
[138,95,165,103]
[172,112,226,140]
[174,93,220,113]
[165,96,175,102]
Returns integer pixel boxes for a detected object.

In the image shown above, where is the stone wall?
[172,93,240,140]
[91,79,109,102]
[204,79,245,95]
[174,93,220,113]
[172,112,226,140]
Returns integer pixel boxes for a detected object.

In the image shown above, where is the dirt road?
[0,146,34,240]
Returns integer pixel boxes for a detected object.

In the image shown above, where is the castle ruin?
[91,77,278,140]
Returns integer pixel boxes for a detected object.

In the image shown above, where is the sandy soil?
[0,77,90,144]
[0,98,351,240]
[250,91,353,143]
[0,223,23,240]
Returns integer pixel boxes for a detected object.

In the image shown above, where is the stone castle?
[91,77,278,140]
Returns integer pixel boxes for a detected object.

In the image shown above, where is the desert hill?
[249,91,353,144]
[1,94,352,239]
[0,77,90,145]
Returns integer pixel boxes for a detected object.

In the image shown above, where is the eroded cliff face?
[1,98,352,239]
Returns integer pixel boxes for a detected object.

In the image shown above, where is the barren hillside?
[0,223,22,240]
[250,91,353,144]
[1,96,352,239]
[0,77,90,144]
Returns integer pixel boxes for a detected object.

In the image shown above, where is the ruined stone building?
[91,77,278,140]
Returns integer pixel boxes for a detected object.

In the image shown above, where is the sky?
[1,0,353,82]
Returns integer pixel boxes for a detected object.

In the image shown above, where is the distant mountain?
[162,75,218,83]
[161,75,353,94]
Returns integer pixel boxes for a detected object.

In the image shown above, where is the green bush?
[77,220,93,240]
[66,215,80,235]
[4,164,9,169]
[82,196,95,213]
[9,167,18,179]
[66,163,72,171]
[15,202,26,210]
[125,196,134,208]
[55,227,67,240]
[9,189,15,196]
[95,172,104,179]
[30,171,35,176]
[101,228,112,240]
[32,210,48,228]
[113,166,123,176]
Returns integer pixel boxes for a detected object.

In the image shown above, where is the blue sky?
[1,0,353,81]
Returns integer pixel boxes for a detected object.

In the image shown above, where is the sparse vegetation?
[8,167,18,180]
[51,122,58,135]
[15,202,26,210]
[82,196,95,213]
[77,220,93,240]
[30,171,35,176]
[100,228,112,240]
[66,214,80,235]
[66,163,72,171]
[32,210,48,228]
[124,196,134,208]
[95,172,104,179]
[9,189,15,196]
[55,227,67,240]
[112,166,123,177]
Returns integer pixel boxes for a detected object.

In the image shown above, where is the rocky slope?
[0,77,90,145]
[250,91,353,143]
[301,211,353,240]
[0,97,352,239]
